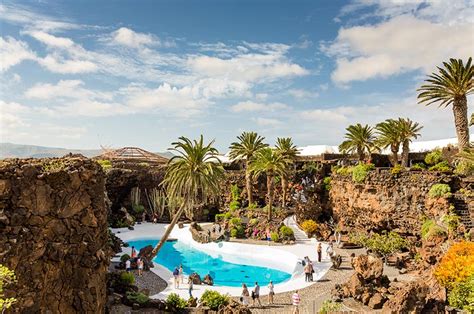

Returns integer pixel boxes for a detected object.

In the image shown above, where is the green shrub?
[421,219,447,240]
[229,200,240,211]
[301,220,318,236]
[425,149,443,165]
[454,160,474,176]
[119,271,135,285]
[279,226,294,239]
[229,217,242,227]
[428,184,451,198]
[448,275,474,312]
[323,177,331,191]
[41,160,66,173]
[200,290,229,310]
[230,226,245,238]
[351,231,408,259]
[270,232,279,242]
[215,213,225,222]
[132,204,145,214]
[319,299,342,314]
[411,163,426,171]
[97,159,112,171]
[231,184,240,200]
[224,212,232,220]
[429,161,451,172]
[391,164,404,175]
[248,203,258,209]
[120,254,131,263]
[442,212,460,233]
[126,291,149,305]
[352,163,374,183]
[336,166,352,176]
[249,218,258,226]
[166,293,187,310]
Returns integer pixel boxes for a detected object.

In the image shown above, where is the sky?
[1,0,473,152]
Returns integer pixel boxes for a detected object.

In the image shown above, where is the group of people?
[124,246,144,276]
[240,281,274,306]
[172,265,195,298]
[316,242,334,262]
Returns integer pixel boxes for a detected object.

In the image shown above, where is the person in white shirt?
[125,259,131,272]
[252,282,261,307]
[292,290,301,314]
[267,281,274,305]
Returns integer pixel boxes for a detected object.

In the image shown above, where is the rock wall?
[0,156,109,313]
[329,170,457,236]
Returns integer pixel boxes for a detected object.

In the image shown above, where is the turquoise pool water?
[127,239,291,287]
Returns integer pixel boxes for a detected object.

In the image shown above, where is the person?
[266,228,271,245]
[173,267,180,289]
[308,260,314,281]
[292,290,301,314]
[252,282,261,307]
[179,265,184,284]
[326,242,334,259]
[267,280,274,305]
[188,277,193,298]
[125,259,131,272]
[137,258,143,276]
[303,261,311,282]
[317,243,322,262]
[131,246,137,258]
[241,283,250,305]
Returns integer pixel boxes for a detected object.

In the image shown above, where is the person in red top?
[131,246,137,258]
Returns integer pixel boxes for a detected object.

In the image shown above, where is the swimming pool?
[127,239,292,287]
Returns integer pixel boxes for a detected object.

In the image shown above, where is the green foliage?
[335,166,352,176]
[41,159,66,173]
[248,202,258,209]
[442,213,460,233]
[229,200,240,211]
[323,177,331,191]
[428,184,452,198]
[120,254,131,262]
[391,164,404,175]
[230,226,245,238]
[425,149,443,165]
[231,184,240,200]
[214,214,225,222]
[249,218,258,226]
[166,293,187,310]
[126,291,149,305]
[119,271,135,285]
[428,161,451,172]
[301,220,318,236]
[421,219,447,240]
[350,231,409,257]
[454,160,474,176]
[0,264,17,311]
[319,299,342,314]
[200,290,229,310]
[448,275,474,311]
[279,226,294,239]
[132,204,145,214]
[339,123,377,161]
[270,232,280,242]
[410,163,426,171]
[352,163,375,183]
[229,217,242,227]
[97,159,112,171]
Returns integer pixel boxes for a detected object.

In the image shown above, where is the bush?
[410,163,426,171]
[229,200,240,211]
[351,231,408,259]
[391,164,404,175]
[97,159,112,171]
[166,293,187,310]
[301,220,318,236]
[454,160,474,176]
[428,161,451,172]
[319,299,342,314]
[215,213,225,222]
[120,254,131,262]
[126,291,149,305]
[229,217,242,228]
[200,290,229,310]
[248,203,258,209]
[270,232,279,242]
[119,271,135,285]
[434,241,474,290]
[323,177,331,191]
[428,184,451,198]
[224,212,232,220]
[230,226,245,238]
[0,264,17,311]
[230,184,240,201]
[132,204,145,214]
[442,212,460,233]
[249,218,258,226]
[448,275,474,311]
[279,226,294,239]
[425,149,443,165]
[335,166,352,176]
[421,219,447,240]
[352,163,374,183]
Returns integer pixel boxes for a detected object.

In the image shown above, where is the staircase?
[284,215,312,243]
[452,194,474,230]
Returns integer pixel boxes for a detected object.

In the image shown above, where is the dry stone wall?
[0,156,109,313]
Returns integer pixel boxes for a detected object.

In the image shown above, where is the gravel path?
[109,262,168,296]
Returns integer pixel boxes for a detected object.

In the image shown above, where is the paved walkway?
[284,215,311,243]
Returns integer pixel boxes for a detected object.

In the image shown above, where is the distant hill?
[0,143,174,159]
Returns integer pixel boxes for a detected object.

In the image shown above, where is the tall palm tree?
[151,136,224,258]
[398,118,423,167]
[375,119,402,166]
[275,137,299,208]
[249,148,289,221]
[418,58,473,150]
[229,132,268,206]
[339,123,377,161]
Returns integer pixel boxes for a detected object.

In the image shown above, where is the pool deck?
[111,221,332,300]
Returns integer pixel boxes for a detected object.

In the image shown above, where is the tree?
[339,123,377,161]
[275,137,299,208]
[418,58,473,150]
[151,136,224,258]
[375,119,402,166]
[397,118,423,167]
[229,132,268,206]
[249,148,289,220]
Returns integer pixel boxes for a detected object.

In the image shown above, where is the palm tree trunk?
[267,171,274,221]
[357,147,364,161]
[401,140,410,167]
[453,95,470,150]
[245,161,253,206]
[390,144,399,166]
[281,176,287,208]
[150,204,185,259]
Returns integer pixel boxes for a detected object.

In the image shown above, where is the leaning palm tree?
[339,123,377,161]
[418,58,473,150]
[275,137,299,208]
[229,132,268,206]
[375,119,402,166]
[249,148,289,221]
[398,118,423,167]
[150,135,224,258]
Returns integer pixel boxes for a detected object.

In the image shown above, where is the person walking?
[326,242,334,259]
[125,259,131,272]
[317,243,322,262]
[188,277,193,298]
[308,260,314,281]
[137,258,143,276]
[173,267,180,289]
[267,281,274,305]
[303,262,311,282]
[292,290,301,314]
[241,283,250,305]
[131,246,137,258]
[179,265,184,284]
[252,282,262,307]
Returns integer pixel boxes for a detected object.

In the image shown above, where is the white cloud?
[0,36,36,72]
[0,101,30,134]
[25,80,113,100]
[110,27,156,48]
[230,101,288,112]
[38,54,98,73]
[27,31,74,48]
[288,89,319,99]
[300,108,350,123]
[255,117,282,126]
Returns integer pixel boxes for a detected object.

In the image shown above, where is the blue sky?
[1,0,473,152]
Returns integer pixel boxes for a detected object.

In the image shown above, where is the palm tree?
[151,136,224,258]
[249,148,289,221]
[375,119,402,166]
[229,132,268,206]
[275,137,299,208]
[418,58,473,150]
[397,118,423,167]
[339,123,377,161]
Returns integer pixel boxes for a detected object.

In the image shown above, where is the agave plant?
[339,123,377,161]
[418,58,473,150]
[275,137,299,208]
